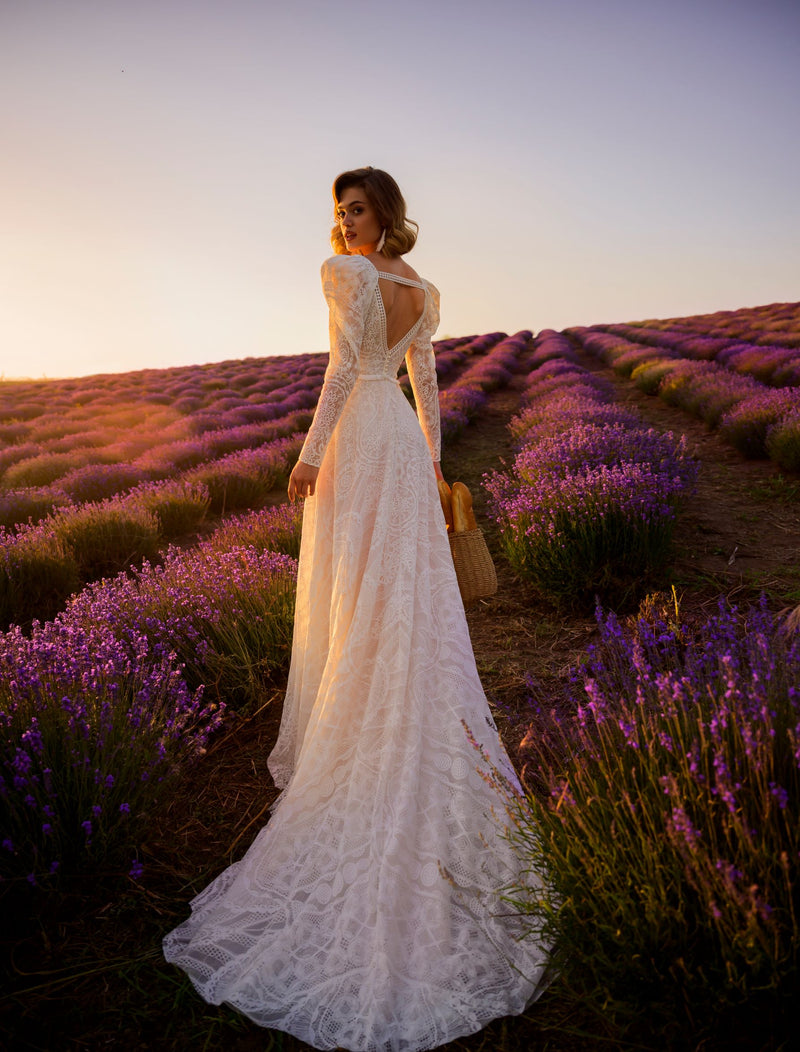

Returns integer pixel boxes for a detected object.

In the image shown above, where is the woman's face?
[336,187,382,255]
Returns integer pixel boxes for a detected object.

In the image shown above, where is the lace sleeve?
[405,281,441,462]
[298,256,375,468]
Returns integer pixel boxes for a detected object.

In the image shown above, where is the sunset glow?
[2,0,798,379]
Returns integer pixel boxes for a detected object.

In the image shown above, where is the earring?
[376,229,386,252]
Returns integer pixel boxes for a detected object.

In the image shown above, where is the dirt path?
[442,346,800,754]
[440,364,597,748]
[572,344,800,603]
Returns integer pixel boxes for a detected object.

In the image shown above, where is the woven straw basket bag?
[449,527,497,605]
[439,480,498,605]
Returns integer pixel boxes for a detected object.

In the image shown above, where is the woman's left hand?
[288,460,320,502]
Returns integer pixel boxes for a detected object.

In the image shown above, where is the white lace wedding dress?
[163,255,550,1051]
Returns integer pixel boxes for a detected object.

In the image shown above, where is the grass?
[745,474,800,505]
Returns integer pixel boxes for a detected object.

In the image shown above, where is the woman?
[163,167,550,1051]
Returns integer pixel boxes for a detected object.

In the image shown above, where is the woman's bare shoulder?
[366,253,424,284]
[401,260,424,284]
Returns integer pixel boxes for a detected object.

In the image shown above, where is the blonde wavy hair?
[330,167,419,258]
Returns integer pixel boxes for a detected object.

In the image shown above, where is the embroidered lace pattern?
[163,253,550,1052]
[298,256,441,468]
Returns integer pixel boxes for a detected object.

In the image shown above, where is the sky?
[1,0,798,380]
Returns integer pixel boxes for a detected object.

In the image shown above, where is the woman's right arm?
[295,257,372,472]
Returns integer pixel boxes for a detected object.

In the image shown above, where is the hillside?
[2,304,800,1051]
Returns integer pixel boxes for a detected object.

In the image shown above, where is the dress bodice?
[361,268,428,375]
[298,255,441,468]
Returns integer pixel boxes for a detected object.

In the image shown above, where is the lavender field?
[569,300,800,468]
[2,304,799,1051]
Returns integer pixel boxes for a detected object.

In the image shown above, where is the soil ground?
[2,344,799,1051]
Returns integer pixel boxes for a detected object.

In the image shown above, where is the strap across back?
[376,270,426,290]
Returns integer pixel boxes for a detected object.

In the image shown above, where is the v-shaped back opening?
[375,269,427,353]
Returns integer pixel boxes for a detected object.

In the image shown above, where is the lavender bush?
[0,482,210,629]
[527,330,579,366]
[0,332,517,627]
[510,392,635,450]
[0,487,72,529]
[438,387,488,440]
[508,597,800,1048]
[513,423,695,484]
[593,305,800,389]
[658,359,761,426]
[436,332,530,441]
[766,410,800,473]
[486,459,691,606]
[0,524,80,630]
[51,501,162,580]
[718,388,800,458]
[203,501,303,560]
[434,332,506,437]
[0,618,221,886]
[630,358,684,396]
[0,442,41,479]
[57,462,148,504]
[122,478,210,538]
[486,339,697,607]
[3,450,102,489]
[573,308,800,469]
[63,544,298,707]
[0,536,297,884]
[185,434,302,514]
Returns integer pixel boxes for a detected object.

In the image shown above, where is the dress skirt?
[163,376,550,1051]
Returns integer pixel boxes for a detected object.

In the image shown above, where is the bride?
[163,166,550,1051]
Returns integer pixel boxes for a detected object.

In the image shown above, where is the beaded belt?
[356,373,399,383]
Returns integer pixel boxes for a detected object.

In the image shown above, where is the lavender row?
[1,508,301,888]
[436,331,532,441]
[595,306,800,389]
[0,333,490,447]
[0,434,302,629]
[569,322,800,470]
[0,335,485,495]
[484,330,698,607]
[620,299,800,355]
[1,331,521,624]
[0,414,313,531]
[0,404,318,508]
[0,352,327,439]
[0,335,510,528]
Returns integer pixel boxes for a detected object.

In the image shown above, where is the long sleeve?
[298,256,374,468]
[405,282,441,462]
